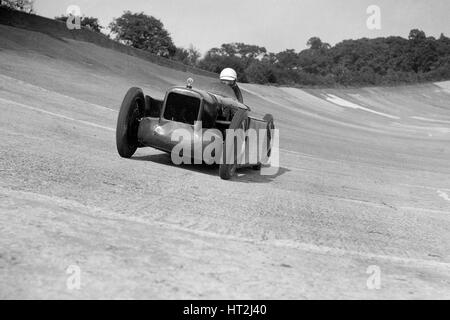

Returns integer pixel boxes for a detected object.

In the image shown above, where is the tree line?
[2,2,450,87]
[198,32,450,86]
[0,0,33,13]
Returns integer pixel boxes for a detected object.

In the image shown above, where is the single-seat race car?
[115,78,275,180]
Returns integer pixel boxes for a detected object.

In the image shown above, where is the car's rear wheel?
[219,109,249,180]
[263,113,275,159]
[116,87,145,158]
[252,113,275,171]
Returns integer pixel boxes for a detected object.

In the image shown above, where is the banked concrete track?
[0,24,449,299]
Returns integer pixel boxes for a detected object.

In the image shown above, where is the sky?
[34,0,450,54]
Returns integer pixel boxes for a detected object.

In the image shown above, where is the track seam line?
[0,97,115,132]
[0,74,116,112]
[2,187,450,270]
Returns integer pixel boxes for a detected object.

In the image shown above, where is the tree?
[406,29,439,73]
[276,49,299,70]
[55,15,103,33]
[198,53,248,82]
[173,47,189,64]
[408,29,426,42]
[186,44,201,66]
[79,16,102,33]
[245,60,276,84]
[173,45,201,66]
[0,0,34,13]
[198,42,268,82]
[307,37,330,50]
[109,11,176,58]
[209,43,267,59]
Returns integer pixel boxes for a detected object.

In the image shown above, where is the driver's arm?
[232,84,244,103]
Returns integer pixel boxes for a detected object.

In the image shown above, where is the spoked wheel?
[116,87,145,158]
[219,109,249,180]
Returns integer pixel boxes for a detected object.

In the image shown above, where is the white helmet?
[220,68,237,82]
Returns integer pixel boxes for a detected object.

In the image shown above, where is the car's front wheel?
[219,109,249,180]
[252,114,275,171]
[116,87,145,158]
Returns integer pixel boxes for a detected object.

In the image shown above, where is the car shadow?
[131,152,290,183]
[131,153,219,177]
[233,166,291,184]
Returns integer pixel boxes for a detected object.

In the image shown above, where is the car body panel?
[136,82,271,164]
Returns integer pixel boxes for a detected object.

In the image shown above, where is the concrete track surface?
[0,25,449,299]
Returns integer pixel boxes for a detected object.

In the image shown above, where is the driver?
[220,68,244,103]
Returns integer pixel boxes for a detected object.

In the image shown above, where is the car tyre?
[116,87,145,158]
[219,109,249,180]
[263,113,275,159]
[251,114,274,171]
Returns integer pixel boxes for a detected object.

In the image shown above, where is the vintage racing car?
[115,79,275,180]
